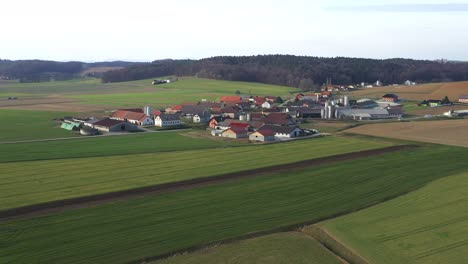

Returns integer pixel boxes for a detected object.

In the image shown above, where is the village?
[60,80,468,142]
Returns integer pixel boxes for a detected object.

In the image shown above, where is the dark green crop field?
[1,145,466,264]
[0,136,388,210]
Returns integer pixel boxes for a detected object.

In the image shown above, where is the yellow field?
[345,119,468,147]
[346,81,468,101]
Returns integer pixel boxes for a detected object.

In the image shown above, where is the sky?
[1,0,468,62]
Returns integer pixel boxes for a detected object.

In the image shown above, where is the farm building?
[61,121,81,131]
[258,125,302,140]
[193,113,210,123]
[110,109,153,126]
[92,118,137,132]
[382,94,399,102]
[458,95,468,104]
[208,116,227,129]
[220,127,249,139]
[154,114,182,127]
[336,109,393,120]
[80,126,99,136]
[180,105,209,119]
[249,129,275,142]
[263,113,296,126]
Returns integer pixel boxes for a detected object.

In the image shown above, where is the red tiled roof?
[220,96,242,103]
[111,110,148,122]
[321,91,332,96]
[263,113,293,126]
[230,122,249,129]
[171,105,183,111]
[151,110,161,116]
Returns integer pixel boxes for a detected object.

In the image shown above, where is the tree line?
[101,55,468,87]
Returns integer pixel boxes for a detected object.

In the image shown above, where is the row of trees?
[101,55,468,87]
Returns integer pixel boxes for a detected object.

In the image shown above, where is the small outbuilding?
[249,129,275,142]
[458,95,468,104]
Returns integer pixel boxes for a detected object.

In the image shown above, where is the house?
[382,94,399,102]
[209,116,227,129]
[249,129,275,142]
[222,106,241,119]
[405,80,417,86]
[229,122,250,131]
[193,113,210,123]
[110,109,153,126]
[154,114,182,127]
[458,95,468,104]
[263,113,296,126]
[261,101,273,109]
[264,96,277,102]
[166,104,183,114]
[258,125,302,140]
[180,105,209,118]
[93,118,137,132]
[249,96,265,106]
[249,113,265,121]
[220,127,249,139]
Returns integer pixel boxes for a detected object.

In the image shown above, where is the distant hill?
[101,55,468,88]
[0,60,142,82]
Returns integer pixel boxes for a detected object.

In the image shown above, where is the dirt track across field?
[0,145,417,221]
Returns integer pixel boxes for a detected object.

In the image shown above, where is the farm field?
[345,119,468,147]
[0,131,241,163]
[321,171,468,264]
[152,232,342,264]
[0,136,390,210]
[0,109,77,142]
[1,144,466,264]
[346,81,468,101]
[70,77,296,108]
[1,77,297,109]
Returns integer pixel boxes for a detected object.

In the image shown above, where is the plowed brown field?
[346,119,468,147]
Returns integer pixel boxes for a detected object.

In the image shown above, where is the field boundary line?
[0,145,418,221]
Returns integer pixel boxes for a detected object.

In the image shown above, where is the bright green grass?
[321,172,468,264]
[152,232,342,264]
[0,109,75,142]
[0,131,240,163]
[1,145,466,264]
[71,77,296,107]
[0,136,389,210]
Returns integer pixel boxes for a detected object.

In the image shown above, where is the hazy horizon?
[2,0,468,62]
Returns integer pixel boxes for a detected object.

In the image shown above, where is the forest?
[101,55,468,88]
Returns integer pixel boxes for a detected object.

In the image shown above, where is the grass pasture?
[0,131,240,163]
[1,145,466,264]
[71,77,296,108]
[0,109,76,142]
[152,232,342,264]
[321,171,468,264]
[345,119,468,147]
[0,136,389,210]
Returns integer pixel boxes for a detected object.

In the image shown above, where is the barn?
[93,118,137,132]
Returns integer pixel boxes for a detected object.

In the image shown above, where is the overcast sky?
[1,0,468,61]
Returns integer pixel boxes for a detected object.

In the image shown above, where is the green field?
[321,171,468,264]
[0,131,240,163]
[0,109,76,142]
[0,136,389,210]
[70,77,296,107]
[152,232,342,264]
[1,145,466,264]
[0,77,297,108]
